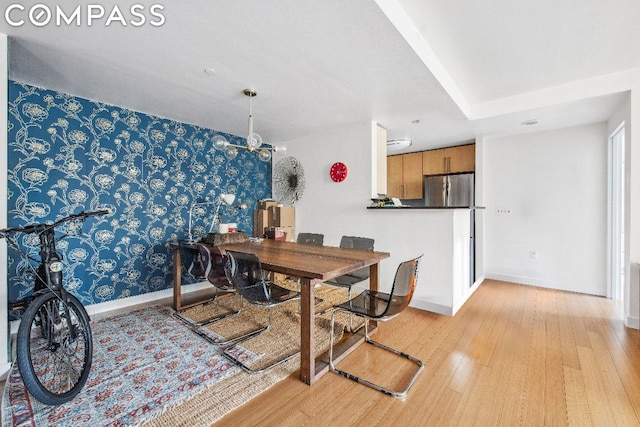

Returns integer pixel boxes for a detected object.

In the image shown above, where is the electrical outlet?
[529,251,537,259]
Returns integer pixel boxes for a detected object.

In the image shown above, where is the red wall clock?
[329,162,348,182]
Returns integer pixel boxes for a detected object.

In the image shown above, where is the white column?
[627,85,640,328]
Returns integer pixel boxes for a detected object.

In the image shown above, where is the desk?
[216,239,390,385]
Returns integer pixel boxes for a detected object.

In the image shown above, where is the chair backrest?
[180,241,206,279]
[340,236,374,279]
[297,233,324,246]
[223,251,271,304]
[339,235,374,251]
[381,255,422,318]
[197,243,233,290]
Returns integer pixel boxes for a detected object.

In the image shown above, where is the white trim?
[84,281,211,319]
[607,122,626,313]
[470,68,640,120]
[484,273,607,297]
[410,275,484,317]
[7,281,212,353]
[626,315,640,329]
[452,276,483,315]
[374,0,471,117]
[410,298,452,316]
[1,33,9,375]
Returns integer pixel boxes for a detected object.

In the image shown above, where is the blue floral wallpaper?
[6,81,271,306]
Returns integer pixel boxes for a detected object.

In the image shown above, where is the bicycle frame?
[0,209,108,405]
[2,210,109,333]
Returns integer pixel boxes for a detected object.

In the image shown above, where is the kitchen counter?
[367,205,485,210]
[360,208,481,316]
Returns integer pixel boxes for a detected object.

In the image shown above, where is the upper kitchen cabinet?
[423,144,475,175]
[387,152,423,199]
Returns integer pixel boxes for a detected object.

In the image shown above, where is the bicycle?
[0,209,109,405]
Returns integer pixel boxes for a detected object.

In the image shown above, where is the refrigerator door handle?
[445,178,451,206]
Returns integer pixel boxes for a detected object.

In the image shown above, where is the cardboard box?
[264,227,287,241]
[268,206,295,227]
[257,200,278,210]
[280,226,295,242]
[264,226,295,242]
[253,209,269,237]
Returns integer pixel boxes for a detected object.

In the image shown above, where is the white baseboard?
[410,275,486,317]
[85,281,211,319]
[626,315,639,330]
[0,362,12,380]
[410,298,452,316]
[8,281,212,343]
[484,273,606,296]
[452,275,484,315]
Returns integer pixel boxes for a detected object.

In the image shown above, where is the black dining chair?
[179,241,207,280]
[324,235,374,330]
[221,250,301,373]
[296,232,324,246]
[295,233,325,307]
[329,255,424,398]
[174,241,242,328]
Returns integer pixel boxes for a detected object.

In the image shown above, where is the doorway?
[608,122,625,318]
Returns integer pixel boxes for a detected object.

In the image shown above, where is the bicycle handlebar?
[0,209,110,237]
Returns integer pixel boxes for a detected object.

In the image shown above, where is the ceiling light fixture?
[212,89,286,162]
[386,139,412,152]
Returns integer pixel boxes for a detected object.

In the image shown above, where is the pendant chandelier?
[212,89,285,162]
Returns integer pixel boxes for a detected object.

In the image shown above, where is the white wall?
[483,123,608,295]
[278,122,478,315]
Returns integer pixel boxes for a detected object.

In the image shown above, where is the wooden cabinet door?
[387,155,403,198]
[422,148,448,175]
[423,145,475,174]
[403,152,423,199]
[448,144,475,173]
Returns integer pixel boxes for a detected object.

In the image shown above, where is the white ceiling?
[2,0,638,153]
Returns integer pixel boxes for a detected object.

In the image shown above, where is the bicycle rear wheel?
[16,292,93,405]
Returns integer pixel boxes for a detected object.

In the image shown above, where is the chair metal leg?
[192,297,269,346]
[329,308,424,398]
[221,306,300,374]
[345,287,366,333]
[175,290,241,328]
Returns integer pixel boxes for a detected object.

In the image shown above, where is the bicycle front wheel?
[16,292,93,405]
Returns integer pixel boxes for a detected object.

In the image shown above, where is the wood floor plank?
[563,365,593,426]
[424,387,461,426]
[576,344,617,426]
[544,294,569,427]
[209,281,640,427]
[587,330,640,425]
[556,292,582,369]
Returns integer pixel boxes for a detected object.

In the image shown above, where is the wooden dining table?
[216,238,390,385]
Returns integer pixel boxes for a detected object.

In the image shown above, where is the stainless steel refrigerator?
[423,173,474,207]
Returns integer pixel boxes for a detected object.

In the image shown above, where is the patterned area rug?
[146,282,352,426]
[2,283,353,427]
[1,305,239,427]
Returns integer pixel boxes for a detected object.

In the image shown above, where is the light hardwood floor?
[213,280,640,426]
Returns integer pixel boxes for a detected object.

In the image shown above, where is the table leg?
[369,262,379,292]
[368,263,379,331]
[173,246,182,311]
[299,277,315,385]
